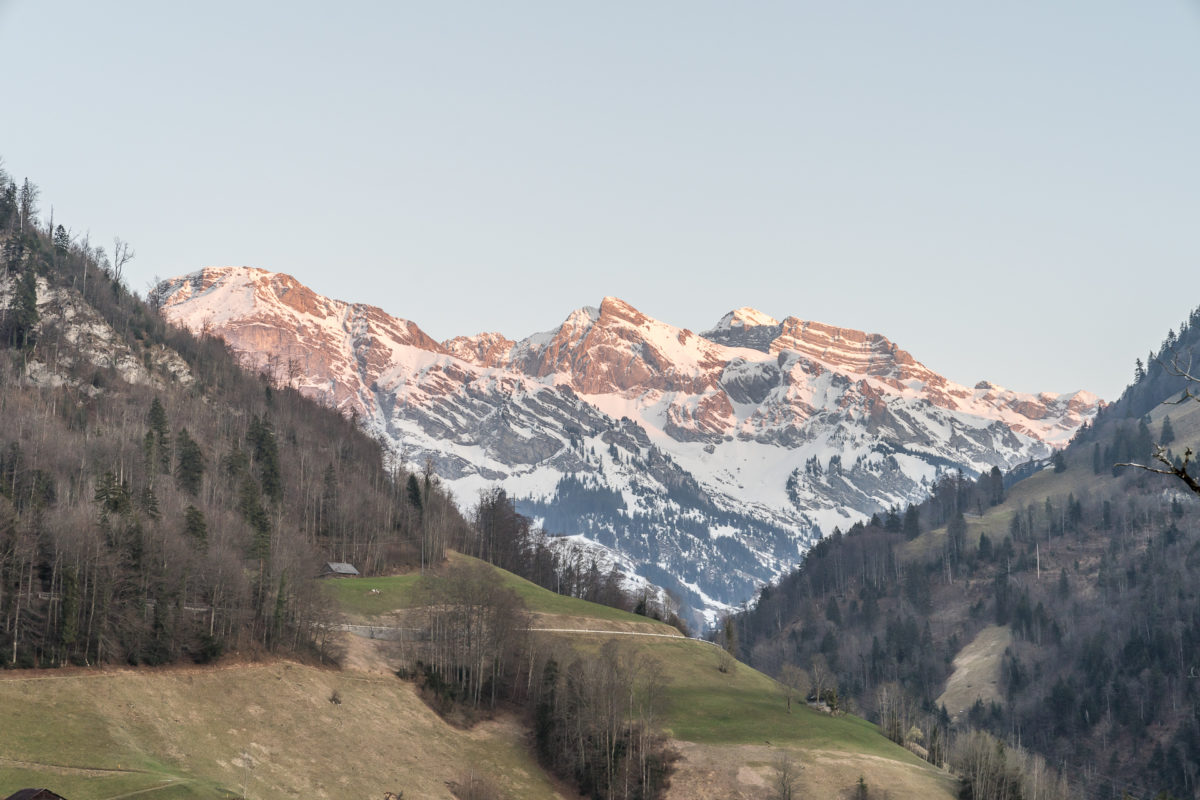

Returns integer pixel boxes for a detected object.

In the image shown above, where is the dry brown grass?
[0,639,566,800]
[936,624,1012,721]
[666,741,959,800]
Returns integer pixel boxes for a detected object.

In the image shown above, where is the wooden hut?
[319,561,360,578]
[5,789,70,800]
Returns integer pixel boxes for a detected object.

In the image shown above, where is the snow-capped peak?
[565,304,601,328]
[153,267,1103,627]
[709,307,780,332]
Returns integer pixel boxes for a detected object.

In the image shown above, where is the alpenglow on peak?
[709,307,781,332]
[153,266,1101,626]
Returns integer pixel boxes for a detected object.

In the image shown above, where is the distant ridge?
[154,266,1100,625]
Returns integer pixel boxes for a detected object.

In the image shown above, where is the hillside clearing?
[667,742,958,800]
[324,551,675,629]
[936,625,1012,721]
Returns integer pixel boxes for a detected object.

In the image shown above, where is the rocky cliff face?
[152,267,1101,625]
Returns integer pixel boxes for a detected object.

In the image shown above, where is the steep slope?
[0,195,454,671]
[0,555,957,800]
[153,267,1099,624]
[0,661,566,800]
[734,306,1200,799]
[324,554,960,800]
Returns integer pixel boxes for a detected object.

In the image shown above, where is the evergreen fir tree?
[987,466,1004,506]
[902,504,921,540]
[4,267,38,349]
[53,224,70,254]
[1161,415,1176,445]
[183,504,207,549]
[1136,418,1153,459]
[247,415,282,503]
[407,473,424,513]
[147,397,170,471]
[175,428,205,496]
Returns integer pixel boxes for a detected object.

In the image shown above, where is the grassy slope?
[0,662,564,800]
[326,551,673,626]
[3,554,955,800]
[336,555,957,798]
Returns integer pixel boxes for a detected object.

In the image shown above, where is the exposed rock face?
[2,273,192,392]
[152,267,1101,626]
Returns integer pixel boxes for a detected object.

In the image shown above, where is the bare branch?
[1156,352,1200,404]
[112,237,135,286]
[1117,445,1200,495]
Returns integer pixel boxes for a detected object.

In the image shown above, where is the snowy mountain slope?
[152,267,1100,625]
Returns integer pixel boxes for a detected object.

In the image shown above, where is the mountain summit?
[153,267,1100,624]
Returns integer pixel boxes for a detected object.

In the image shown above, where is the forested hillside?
[733,310,1200,800]
[0,162,686,671]
[0,164,468,667]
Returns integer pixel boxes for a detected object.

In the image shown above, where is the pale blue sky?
[2,1,1199,399]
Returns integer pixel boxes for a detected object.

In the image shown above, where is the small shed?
[5,790,70,800]
[320,561,360,578]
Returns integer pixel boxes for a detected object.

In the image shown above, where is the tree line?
[461,486,689,634]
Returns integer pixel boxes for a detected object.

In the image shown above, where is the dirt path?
[527,627,686,639]
[99,779,191,800]
[0,758,149,776]
[0,660,273,683]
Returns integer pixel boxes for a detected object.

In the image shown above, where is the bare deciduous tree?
[770,751,801,800]
[779,661,810,712]
[111,237,134,286]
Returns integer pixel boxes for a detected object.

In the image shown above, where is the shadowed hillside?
[734,307,1200,800]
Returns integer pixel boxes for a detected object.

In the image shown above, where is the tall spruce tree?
[5,267,38,349]
[175,428,205,496]
[183,504,207,549]
[1160,415,1176,445]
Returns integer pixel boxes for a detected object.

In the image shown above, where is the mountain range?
[152,267,1100,624]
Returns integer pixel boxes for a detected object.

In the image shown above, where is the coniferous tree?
[947,512,967,562]
[17,178,38,232]
[0,173,15,229]
[4,267,38,349]
[183,504,207,549]
[174,428,204,496]
[239,474,271,559]
[1160,415,1175,445]
[1135,418,1153,460]
[247,415,282,503]
[986,466,1004,506]
[902,504,921,540]
[147,397,170,471]
[52,224,70,254]
[407,473,424,513]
